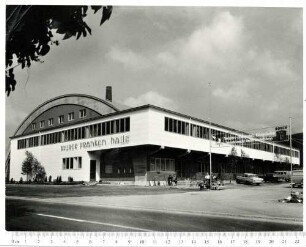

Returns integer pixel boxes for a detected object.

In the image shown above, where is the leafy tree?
[33,161,46,182]
[241,149,249,158]
[21,151,46,181]
[21,151,34,181]
[6,5,112,96]
[228,147,240,182]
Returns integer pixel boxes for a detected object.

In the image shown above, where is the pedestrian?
[168,174,173,186]
[204,172,210,189]
[173,174,177,185]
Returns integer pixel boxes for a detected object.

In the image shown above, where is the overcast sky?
[5,6,303,148]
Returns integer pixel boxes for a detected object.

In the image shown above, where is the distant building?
[8,88,300,185]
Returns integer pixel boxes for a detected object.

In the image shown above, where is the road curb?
[6,196,303,225]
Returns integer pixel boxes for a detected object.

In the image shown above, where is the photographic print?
[5,3,303,234]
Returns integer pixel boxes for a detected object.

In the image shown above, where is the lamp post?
[208,82,212,190]
[289,117,293,194]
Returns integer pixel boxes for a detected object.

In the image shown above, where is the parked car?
[274,170,291,182]
[263,173,284,183]
[291,170,303,188]
[236,173,263,185]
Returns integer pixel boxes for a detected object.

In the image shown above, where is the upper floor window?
[31,123,36,130]
[165,117,189,136]
[48,118,54,126]
[68,112,75,121]
[40,120,45,128]
[79,109,86,118]
[58,115,64,124]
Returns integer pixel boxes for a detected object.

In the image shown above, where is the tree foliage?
[228,147,240,177]
[6,5,112,96]
[21,150,46,181]
[33,160,46,182]
[21,151,34,180]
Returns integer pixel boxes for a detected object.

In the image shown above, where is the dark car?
[263,173,283,183]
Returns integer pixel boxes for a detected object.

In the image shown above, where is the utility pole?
[289,117,293,194]
[208,82,212,190]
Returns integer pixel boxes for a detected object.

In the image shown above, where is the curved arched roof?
[13,94,127,137]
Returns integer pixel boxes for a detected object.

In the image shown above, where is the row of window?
[150,157,175,172]
[165,117,299,158]
[18,117,130,149]
[31,109,87,130]
[62,157,82,170]
[104,165,133,174]
[17,136,39,149]
[165,117,190,135]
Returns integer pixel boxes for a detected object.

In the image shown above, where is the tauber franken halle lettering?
[80,139,107,149]
[111,135,129,145]
[61,143,78,152]
[60,135,130,151]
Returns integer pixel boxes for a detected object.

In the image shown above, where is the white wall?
[9,107,300,181]
[9,109,152,182]
[147,108,300,165]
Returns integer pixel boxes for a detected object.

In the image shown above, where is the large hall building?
[8,88,300,185]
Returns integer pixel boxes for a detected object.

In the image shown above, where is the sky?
[5,6,303,150]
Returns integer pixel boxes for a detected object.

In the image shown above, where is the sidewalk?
[7,184,303,224]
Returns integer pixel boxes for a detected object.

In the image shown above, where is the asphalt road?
[6,199,302,232]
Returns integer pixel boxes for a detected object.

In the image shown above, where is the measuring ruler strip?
[1,231,305,247]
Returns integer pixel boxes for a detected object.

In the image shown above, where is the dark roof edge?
[12,94,121,137]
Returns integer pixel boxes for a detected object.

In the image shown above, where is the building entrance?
[90,160,96,181]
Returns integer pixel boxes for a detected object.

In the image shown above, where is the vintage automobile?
[263,173,284,183]
[236,173,264,185]
[274,170,291,182]
[292,170,303,188]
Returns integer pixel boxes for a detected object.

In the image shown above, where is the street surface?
[6,182,303,231]
[6,199,302,231]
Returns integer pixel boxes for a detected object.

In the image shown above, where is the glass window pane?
[150,158,155,171]
[156,158,161,172]
[78,157,82,169]
[166,159,170,171]
[161,159,166,171]
[125,118,130,131]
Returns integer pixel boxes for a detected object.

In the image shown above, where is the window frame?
[58,115,64,124]
[79,109,87,118]
[68,112,75,121]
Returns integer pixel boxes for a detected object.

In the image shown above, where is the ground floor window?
[62,157,82,170]
[104,163,133,175]
[150,157,175,172]
[100,152,134,178]
[105,165,113,174]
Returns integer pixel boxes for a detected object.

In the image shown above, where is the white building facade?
[9,94,300,185]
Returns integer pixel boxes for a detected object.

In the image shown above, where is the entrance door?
[90,160,96,181]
